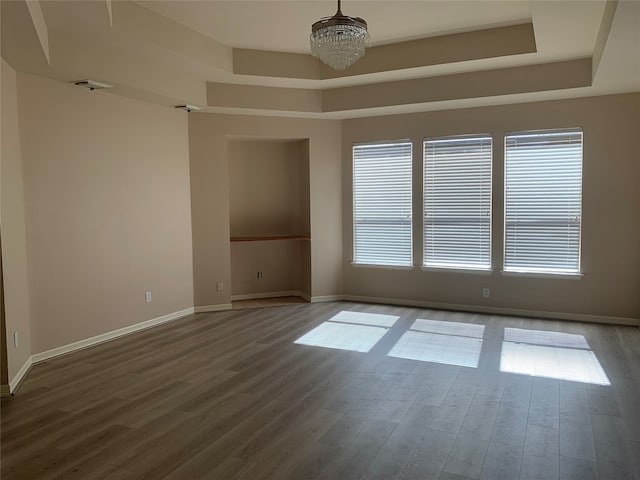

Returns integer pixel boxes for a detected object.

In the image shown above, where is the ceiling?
[136,1,537,53]
[1,0,639,118]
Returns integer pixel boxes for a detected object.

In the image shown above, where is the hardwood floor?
[232,296,308,310]
[2,301,639,479]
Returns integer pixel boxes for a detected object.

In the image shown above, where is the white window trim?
[423,134,493,271]
[501,270,583,280]
[421,266,493,275]
[503,128,583,275]
[352,139,413,267]
[351,262,415,271]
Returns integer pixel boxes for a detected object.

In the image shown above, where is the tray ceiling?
[1,0,638,118]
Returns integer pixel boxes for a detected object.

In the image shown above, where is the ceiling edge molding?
[105,0,113,27]
[47,31,208,106]
[207,83,322,113]
[113,0,233,72]
[323,58,592,111]
[233,49,321,80]
[25,0,49,64]
[206,58,592,114]
[233,23,537,81]
[592,0,618,81]
[1,0,50,70]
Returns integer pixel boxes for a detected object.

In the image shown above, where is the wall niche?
[228,138,311,302]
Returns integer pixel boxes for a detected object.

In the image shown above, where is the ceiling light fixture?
[72,80,113,91]
[174,104,202,112]
[310,0,369,71]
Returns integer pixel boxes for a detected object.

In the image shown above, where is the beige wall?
[229,139,311,298]
[4,59,636,380]
[1,240,7,386]
[1,58,33,382]
[229,139,309,237]
[16,72,194,354]
[230,240,308,297]
[189,114,342,307]
[342,93,640,321]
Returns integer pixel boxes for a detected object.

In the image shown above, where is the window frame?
[503,127,584,276]
[422,133,493,271]
[352,139,414,268]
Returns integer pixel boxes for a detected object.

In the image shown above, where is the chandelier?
[310,0,370,70]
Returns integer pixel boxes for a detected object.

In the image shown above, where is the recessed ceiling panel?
[135,0,533,54]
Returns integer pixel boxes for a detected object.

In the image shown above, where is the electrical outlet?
[145,291,152,303]
[257,271,263,279]
[217,281,224,292]
[13,331,19,348]
[482,288,490,298]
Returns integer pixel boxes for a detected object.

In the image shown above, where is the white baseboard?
[311,295,343,303]
[231,291,310,302]
[8,295,636,395]
[298,292,312,302]
[8,356,33,394]
[194,304,233,313]
[30,307,195,365]
[1,384,10,397]
[341,295,640,326]
[190,294,640,326]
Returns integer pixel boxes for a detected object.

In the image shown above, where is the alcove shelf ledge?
[230,235,311,242]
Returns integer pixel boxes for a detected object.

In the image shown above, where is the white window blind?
[504,129,582,274]
[423,135,492,269]
[353,141,412,266]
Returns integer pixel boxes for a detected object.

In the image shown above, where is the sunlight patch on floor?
[387,318,485,368]
[294,311,399,353]
[329,310,399,328]
[500,328,610,386]
[504,327,590,349]
[411,318,485,338]
[388,331,483,368]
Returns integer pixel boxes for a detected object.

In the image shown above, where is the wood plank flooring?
[232,296,308,310]
[2,302,640,479]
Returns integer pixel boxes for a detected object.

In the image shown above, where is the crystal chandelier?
[310,0,370,70]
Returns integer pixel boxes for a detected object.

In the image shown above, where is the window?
[353,141,412,266]
[504,129,582,274]
[423,135,492,269]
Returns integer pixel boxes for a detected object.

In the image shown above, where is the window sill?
[350,262,414,271]
[421,266,493,275]
[501,270,583,280]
